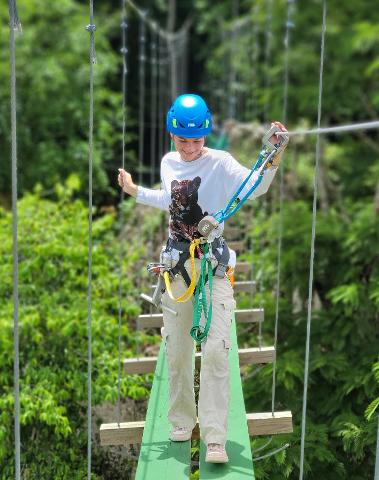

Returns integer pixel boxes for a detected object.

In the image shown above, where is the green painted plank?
[135,342,191,480]
[199,317,255,479]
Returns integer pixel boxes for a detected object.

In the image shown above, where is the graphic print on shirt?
[169,176,208,241]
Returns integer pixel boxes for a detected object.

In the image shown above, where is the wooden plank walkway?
[199,317,254,478]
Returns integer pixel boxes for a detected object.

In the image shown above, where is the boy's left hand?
[268,121,289,167]
[269,121,288,146]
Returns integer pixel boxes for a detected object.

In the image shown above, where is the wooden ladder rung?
[236,308,264,323]
[137,313,164,329]
[137,308,264,329]
[247,411,293,436]
[234,280,256,293]
[235,261,251,275]
[228,240,245,252]
[100,411,293,445]
[124,346,275,374]
[223,226,241,239]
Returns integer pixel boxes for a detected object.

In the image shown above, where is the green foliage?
[240,189,379,479]
[1,0,379,478]
[0,176,154,479]
[0,0,135,205]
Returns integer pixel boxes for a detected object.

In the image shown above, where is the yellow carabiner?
[163,239,200,303]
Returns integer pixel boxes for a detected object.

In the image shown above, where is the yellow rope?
[163,239,200,302]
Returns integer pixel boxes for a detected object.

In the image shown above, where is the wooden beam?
[124,346,275,374]
[100,411,293,445]
[234,280,256,294]
[137,308,264,329]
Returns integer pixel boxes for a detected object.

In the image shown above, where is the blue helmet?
[166,94,212,138]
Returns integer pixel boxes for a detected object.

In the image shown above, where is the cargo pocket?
[223,338,231,351]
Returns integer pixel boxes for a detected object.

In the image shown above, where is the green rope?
[190,244,213,343]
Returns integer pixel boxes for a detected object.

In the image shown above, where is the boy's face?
[172,135,205,162]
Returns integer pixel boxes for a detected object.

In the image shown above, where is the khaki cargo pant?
[161,258,236,446]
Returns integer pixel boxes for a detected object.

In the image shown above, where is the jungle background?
[0,0,378,478]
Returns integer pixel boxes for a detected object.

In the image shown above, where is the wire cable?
[299,1,327,477]
[258,0,273,352]
[8,1,22,478]
[85,1,96,477]
[254,443,290,462]
[228,0,239,119]
[126,0,191,42]
[150,30,158,186]
[271,0,295,416]
[138,12,146,187]
[117,0,129,428]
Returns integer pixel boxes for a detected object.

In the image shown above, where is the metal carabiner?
[262,125,289,155]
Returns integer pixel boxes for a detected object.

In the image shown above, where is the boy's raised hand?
[267,121,289,167]
[269,121,288,146]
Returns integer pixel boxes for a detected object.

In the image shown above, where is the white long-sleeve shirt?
[136,147,277,241]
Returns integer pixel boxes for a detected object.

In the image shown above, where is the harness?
[164,238,228,342]
[166,236,230,286]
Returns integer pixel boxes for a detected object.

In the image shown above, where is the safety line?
[8,1,21,478]
[299,1,327,477]
[277,119,379,136]
[85,1,96,477]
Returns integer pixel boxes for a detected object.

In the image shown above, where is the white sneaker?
[169,426,192,442]
[205,443,229,463]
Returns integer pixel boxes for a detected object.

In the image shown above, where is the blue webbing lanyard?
[214,148,268,223]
